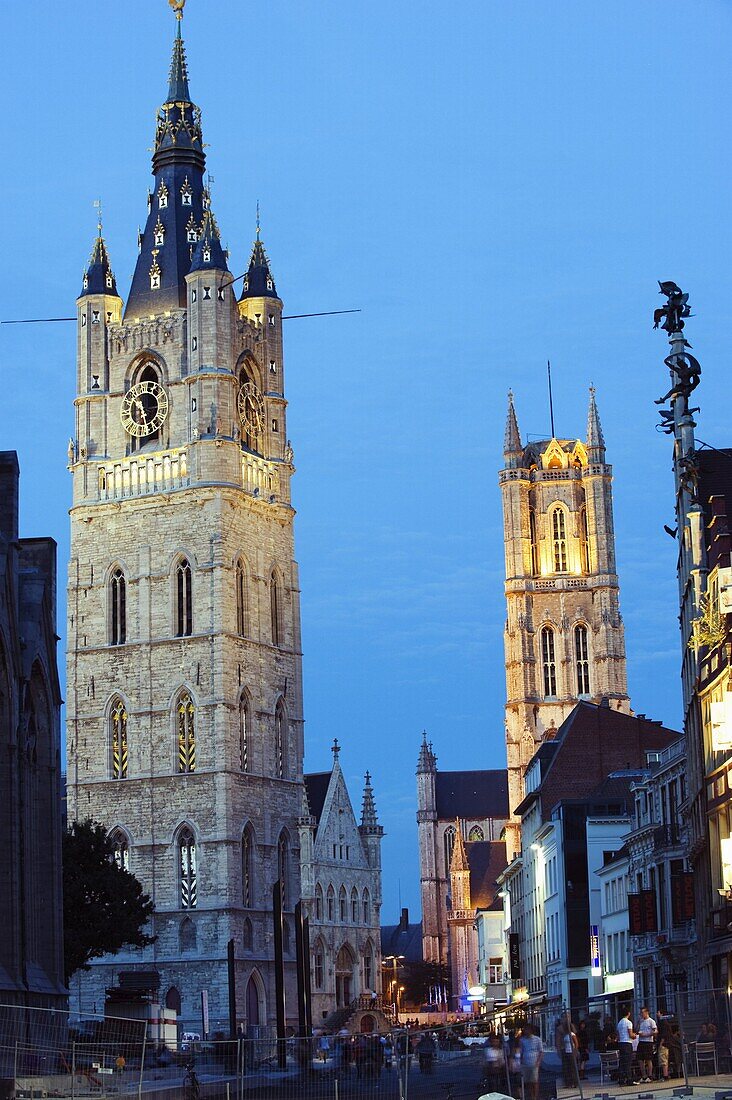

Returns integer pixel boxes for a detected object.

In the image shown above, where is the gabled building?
[299,743,384,1028]
[0,453,65,1009]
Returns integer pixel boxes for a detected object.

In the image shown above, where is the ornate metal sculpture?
[653,280,691,333]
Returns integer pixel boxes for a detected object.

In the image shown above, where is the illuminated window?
[241,826,253,907]
[529,508,539,575]
[552,507,568,572]
[278,832,290,909]
[150,259,161,290]
[180,178,192,206]
[186,213,198,243]
[176,558,193,637]
[110,568,126,645]
[110,828,130,871]
[575,624,590,694]
[274,700,286,778]
[315,884,323,920]
[236,559,247,636]
[110,698,128,780]
[239,693,250,772]
[270,571,282,646]
[351,888,359,923]
[339,886,347,922]
[327,885,335,921]
[177,692,196,773]
[443,824,456,873]
[266,276,273,291]
[154,219,165,247]
[105,271,113,289]
[579,507,590,573]
[468,825,484,841]
[158,182,168,209]
[541,626,557,697]
[178,826,197,909]
[362,888,371,924]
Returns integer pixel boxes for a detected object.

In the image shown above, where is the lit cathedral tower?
[66,12,304,1029]
[500,389,629,855]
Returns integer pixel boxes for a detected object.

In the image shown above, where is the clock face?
[237,381,265,437]
[121,380,169,437]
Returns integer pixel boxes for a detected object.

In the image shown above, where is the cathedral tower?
[66,15,304,1030]
[500,389,629,856]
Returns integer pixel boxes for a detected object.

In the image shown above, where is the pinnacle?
[504,390,522,454]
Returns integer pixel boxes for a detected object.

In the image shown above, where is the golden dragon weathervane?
[169,0,186,20]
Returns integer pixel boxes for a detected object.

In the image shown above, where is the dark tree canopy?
[63,820,156,981]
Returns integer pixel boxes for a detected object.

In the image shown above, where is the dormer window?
[154,218,165,247]
[186,214,198,244]
[147,190,153,212]
[203,247,211,263]
[150,255,161,290]
[266,276,273,291]
[83,273,89,290]
[181,177,193,206]
[243,277,249,292]
[158,182,169,209]
[105,271,113,289]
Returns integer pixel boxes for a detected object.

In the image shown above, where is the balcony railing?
[98,448,189,500]
[653,823,685,851]
[242,453,280,501]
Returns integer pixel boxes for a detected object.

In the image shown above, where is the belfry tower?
[500,389,629,855]
[66,12,304,1029]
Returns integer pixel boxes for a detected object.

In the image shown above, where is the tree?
[63,820,156,981]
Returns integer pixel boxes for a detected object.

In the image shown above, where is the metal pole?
[675,987,689,1091]
[71,1040,76,1100]
[138,1026,147,1100]
[334,1076,339,1100]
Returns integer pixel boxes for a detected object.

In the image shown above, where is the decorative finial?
[169,0,186,21]
[365,770,371,785]
[508,388,513,401]
[332,737,340,760]
[589,382,596,398]
[256,200,261,240]
[93,198,103,235]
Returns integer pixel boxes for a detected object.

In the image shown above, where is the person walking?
[636,1007,658,1083]
[519,1024,544,1100]
[560,1021,579,1087]
[617,1008,636,1086]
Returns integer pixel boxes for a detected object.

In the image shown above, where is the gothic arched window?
[443,824,456,874]
[541,626,557,698]
[270,570,282,647]
[579,506,590,573]
[327,885,335,922]
[241,826,254,908]
[529,508,539,575]
[110,568,126,645]
[176,558,193,637]
[110,698,128,780]
[468,825,484,842]
[363,940,374,991]
[351,887,359,923]
[339,886,347,922]
[274,700,286,779]
[315,883,323,921]
[575,624,591,695]
[239,693,250,772]
[313,941,325,989]
[278,831,290,909]
[362,888,371,925]
[110,828,130,871]
[236,559,247,636]
[179,916,196,952]
[178,826,197,909]
[177,692,196,773]
[551,507,568,573]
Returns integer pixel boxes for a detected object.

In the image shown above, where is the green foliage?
[63,819,156,982]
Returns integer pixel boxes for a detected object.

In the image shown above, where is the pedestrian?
[617,1008,636,1086]
[318,1033,330,1063]
[519,1024,543,1100]
[636,1007,658,1083]
[560,1021,579,1086]
[482,1034,505,1095]
[577,1021,590,1079]
[657,1030,669,1081]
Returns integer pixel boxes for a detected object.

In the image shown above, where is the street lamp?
[383,955,405,1022]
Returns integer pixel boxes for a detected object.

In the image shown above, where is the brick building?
[0,452,66,1009]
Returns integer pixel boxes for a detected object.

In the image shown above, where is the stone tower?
[500,389,629,856]
[66,15,304,1031]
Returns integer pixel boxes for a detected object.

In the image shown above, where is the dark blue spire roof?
[80,229,118,298]
[190,207,229,272]
[124,24,211,319]
[239,232,279,300]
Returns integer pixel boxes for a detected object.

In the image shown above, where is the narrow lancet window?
[176,558,192,637]
[110,568,126,645]
[552,508,568,573]
[177,692,196,773]
[541,626,557,697]
[575,624,590,694]
[111,698,128,780]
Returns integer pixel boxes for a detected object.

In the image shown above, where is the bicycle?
[183,1061,201,1100]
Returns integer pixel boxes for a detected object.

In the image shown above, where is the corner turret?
[586,384,606,462]
[504,390,522,460]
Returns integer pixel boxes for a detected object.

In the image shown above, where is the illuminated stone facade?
[66,23,304,1031]
[500,391,629,855]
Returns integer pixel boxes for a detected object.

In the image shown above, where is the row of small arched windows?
[539,623,590,699]
[109,692,289,780]
[109,559,284,647]
[314,883,372,925]
[443,824,484,873]
[110,825,292,912]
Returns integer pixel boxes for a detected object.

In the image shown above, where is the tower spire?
[587,384,606,459]
[80,210,118,299]
[167,18,191,103]
[449,820,469,872]
[504,390,522,454]
[240,214,279,301]
[360,771,379,830]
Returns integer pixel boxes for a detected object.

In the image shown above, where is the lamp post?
[383,955,405,1023]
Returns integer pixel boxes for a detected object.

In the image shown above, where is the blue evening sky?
[2,1,731,919]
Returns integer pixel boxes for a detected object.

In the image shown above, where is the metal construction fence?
[0,1005,497,1100]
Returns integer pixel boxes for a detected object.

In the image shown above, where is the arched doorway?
[335,945,355,1009]
[246,974,261,1027]
[360,1014,375,1033]
[165,986,182,1016]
